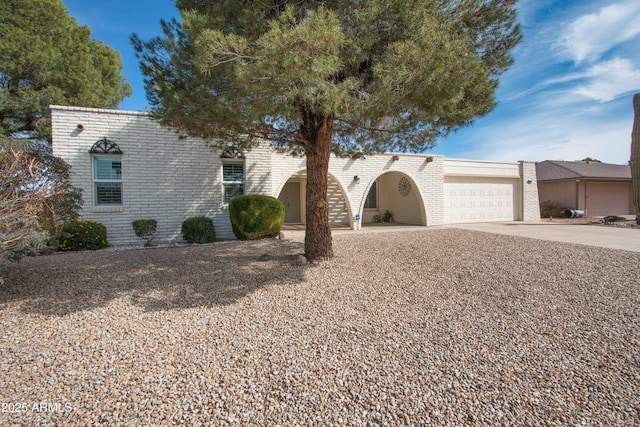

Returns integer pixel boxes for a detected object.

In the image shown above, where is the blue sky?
[62,0,640,164]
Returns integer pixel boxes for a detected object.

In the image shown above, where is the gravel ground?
[0,229,638,426]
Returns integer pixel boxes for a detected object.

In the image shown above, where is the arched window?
[220,147,245,202]
[89,138,123,205]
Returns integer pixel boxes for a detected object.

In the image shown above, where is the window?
[93,155,122,205]
[223,160,244,202]
[364,180,378,209]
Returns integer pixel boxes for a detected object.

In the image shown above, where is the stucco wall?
[538,179,632,216]
[538,180,578,210]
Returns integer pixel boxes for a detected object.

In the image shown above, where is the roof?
[536,160,631,181]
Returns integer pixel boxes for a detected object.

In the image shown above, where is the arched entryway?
[360,171,426,226]
[277,171,353,228]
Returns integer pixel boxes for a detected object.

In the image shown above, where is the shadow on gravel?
[0,239,306,316]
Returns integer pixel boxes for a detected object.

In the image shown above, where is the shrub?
[181,216,216,244]
[1,137,83,260]
[132,219,157,246]
[58,220,108,251]
[373,210,394,223]
[228,194,284,240]
[540,200,563,218]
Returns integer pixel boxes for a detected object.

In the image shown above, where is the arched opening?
[277,170,352,228]
[360,171,426,226]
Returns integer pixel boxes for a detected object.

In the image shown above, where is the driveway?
[284,221,640,252]
[445,221,640,253]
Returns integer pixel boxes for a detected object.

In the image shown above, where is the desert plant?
[540,200,564,219]
[58,220,108,251]
[373,210,394,223]
[181,216,216,244]
[132,219,157,247]
[1,137,83,260]
[228,195,285,240]
[631,93,640,225]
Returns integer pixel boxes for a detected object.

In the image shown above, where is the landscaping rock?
[0,230,638,425]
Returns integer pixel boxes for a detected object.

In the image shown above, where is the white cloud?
[573,58,640,101]
[538,58,640,103]
[454,106,634,164]
[558,0,640,63]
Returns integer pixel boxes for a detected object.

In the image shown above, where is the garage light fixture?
[353,175,361,183]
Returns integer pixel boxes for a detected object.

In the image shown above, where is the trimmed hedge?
[181,216,216,244]
[58,220,108,251]
[132,219,157,246]
[228,194,285,240]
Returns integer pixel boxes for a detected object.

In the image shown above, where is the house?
[536,160,633,217]
[50,105,541,244]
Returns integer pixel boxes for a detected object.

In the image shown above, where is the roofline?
[49,104,149,117]
[538,177,631,182]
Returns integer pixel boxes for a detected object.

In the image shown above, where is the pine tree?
[0,0,132,142]
[133,0,521,260]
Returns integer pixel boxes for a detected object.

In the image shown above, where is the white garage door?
[444,177,518,224]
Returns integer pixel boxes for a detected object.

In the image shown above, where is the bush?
[228,194,284,240]
[181,216,216,244]
[58,220,108,251]
[132,219,157,246]
[373,210,394,223]
[540,200,563,218]
[1,137,83,260]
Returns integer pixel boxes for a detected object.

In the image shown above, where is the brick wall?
[51,105,539,244]
[519,161,541,221]
[51,105,270,243]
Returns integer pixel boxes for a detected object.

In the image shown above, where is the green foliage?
[133,0,522,153]
[540,200,563,219]
[373,210,394,223]
[58,220,108,251]
[134,0,522,258]
[132,219,158,247]
[1,137,83,260]
[228,195,285,240]
[0,0,132,142]
[181,216,216,244]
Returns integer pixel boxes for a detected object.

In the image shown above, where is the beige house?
[536,160,633,217]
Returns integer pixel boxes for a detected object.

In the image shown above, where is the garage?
[585,181,633,217]
[444,177,518,224]
[536,160,633,217]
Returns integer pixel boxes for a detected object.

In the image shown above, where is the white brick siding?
[519,161,541,221]
[51,106,540,244]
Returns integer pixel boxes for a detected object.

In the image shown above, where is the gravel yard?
[0,228,638,426]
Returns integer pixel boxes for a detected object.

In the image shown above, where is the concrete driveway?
[445,221,640,253]
[284,221,640,252]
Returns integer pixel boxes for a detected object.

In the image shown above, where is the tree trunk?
[632,93,640,225]
[301,109,334,260]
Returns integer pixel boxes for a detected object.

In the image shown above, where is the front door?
[279,181,301,223]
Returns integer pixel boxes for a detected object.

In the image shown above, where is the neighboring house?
[50,105,541,244]
[536,160,633,217]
